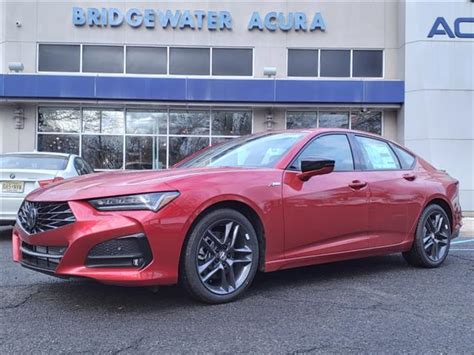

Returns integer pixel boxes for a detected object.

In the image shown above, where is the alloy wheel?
[196,219,254,295]
[422,212,450,262]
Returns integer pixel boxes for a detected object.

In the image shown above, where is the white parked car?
[0,152,94,225]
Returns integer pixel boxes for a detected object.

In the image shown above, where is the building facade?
[0,1,472,210]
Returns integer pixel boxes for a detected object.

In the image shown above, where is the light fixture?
[8,62,24,73]
[14,108,24,129]
[263,67,277,77]
[265,109,275,130]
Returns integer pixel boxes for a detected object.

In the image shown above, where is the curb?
[461,217,474,236]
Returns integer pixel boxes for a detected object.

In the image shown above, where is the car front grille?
[17,201,76,234]
[20,241,67,273]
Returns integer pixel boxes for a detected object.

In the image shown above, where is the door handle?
[403,173,416,181]
[349,180,367,190]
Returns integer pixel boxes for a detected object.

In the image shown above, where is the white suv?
[0,152,94,225]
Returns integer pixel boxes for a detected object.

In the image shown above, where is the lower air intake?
[86,233,152,268]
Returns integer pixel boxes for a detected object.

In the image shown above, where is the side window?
[82,159,94,174]
[355,136,400,170]
[74,158,93,175]
[391,145,416,169]
[292,134,354,172]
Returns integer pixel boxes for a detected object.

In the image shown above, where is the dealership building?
[0,1,472,210]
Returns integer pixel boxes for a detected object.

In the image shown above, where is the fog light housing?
[85,233,152,269]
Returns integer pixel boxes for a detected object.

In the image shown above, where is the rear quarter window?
[391,145,416,169]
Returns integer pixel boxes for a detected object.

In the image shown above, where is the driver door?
[282,133,370,259]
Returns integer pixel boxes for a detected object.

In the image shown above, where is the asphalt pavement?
[1,226,473,354]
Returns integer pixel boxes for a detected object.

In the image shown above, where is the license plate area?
[1,181,25,193]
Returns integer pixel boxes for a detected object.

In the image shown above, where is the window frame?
[388,142,417,170]
[286,132,357,172]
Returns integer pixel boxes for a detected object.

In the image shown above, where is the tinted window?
[37,134,79,154]
[38,44,80,72]
[169,110,210,135]
[126,110,167,135]
[391,145,415,169]
[126,46,167,74]
[292,134,354,172]
[82,135,124,169]
[350,111,382,135]
[180,133,305,169]
[320,50,350,77]
[83,109,124,134]
[38,107,81,133]
[74,158,94,175]
[355,136,400,170]
[0,154,68,170]
[169,48,210,75]
[83,46,124,73]
[288,49,318,77]
[353,50,383,78]
[319,112,349,128]
[211,111,252,136]
[286,112,317,129]
[212,48,252,76]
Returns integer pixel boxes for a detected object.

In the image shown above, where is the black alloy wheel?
[181,209,259,304]
[403,204,451,268]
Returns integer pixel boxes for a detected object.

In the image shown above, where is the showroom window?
[287,49,318,77]
[287,48,383,78]
[38,44,80,72]
[286,110,382,135]
[37,107,252,170]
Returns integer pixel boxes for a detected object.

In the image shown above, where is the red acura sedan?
[12,129,462,303]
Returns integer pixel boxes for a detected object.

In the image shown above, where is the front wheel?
[180,209,259,304]
[403,204,451,268]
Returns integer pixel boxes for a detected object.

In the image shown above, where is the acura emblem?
[10,173,15,179]
[25,206,38,230]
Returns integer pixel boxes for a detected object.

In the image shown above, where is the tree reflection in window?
[169,137,209,166]
[351,111,382,135]
[82,135,123,169]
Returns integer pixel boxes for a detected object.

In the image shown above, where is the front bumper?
[12,200,189,286]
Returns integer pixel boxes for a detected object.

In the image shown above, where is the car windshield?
[0,154,68,170]
[179,132,306,169]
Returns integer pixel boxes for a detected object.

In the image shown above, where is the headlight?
[89,192,180,212]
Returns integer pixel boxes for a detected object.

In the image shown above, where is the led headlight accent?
[89,192,180,212]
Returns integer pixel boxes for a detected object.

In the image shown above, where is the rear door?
[282,133,370,259]
[352,135,424,247]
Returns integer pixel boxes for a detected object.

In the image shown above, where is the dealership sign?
[428,17,474,38]
[72,7,326,32]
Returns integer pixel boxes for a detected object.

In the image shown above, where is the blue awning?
[0,74,404,105]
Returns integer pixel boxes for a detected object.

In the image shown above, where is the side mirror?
[297,159,335,181]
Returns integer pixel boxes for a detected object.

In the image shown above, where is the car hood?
[26,167,271,202]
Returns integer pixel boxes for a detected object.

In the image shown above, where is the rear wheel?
[180,209,259,304]
[403,204,451,268]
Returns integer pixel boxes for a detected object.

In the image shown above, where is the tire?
[403,204,451,268]
[180,208,260,304]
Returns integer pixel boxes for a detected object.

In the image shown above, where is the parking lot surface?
[1,227,473,354]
